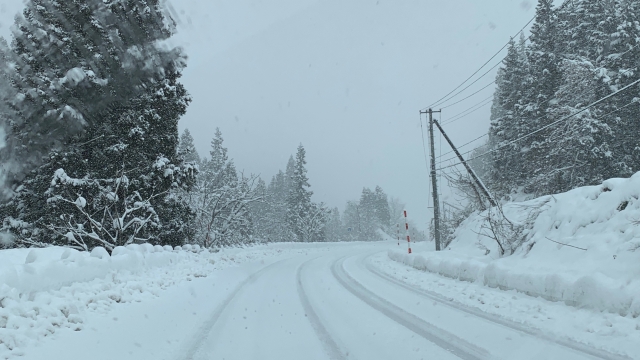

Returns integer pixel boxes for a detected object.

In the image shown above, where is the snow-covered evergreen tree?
[178,129,201,166]
[488,36,531,198]
[0,0,194,250]
[190,128,260,247]
[486,0,640,197]
[358,187,379,240]
[342,200,362,241]
[373,186,391,231]
[3,0,182,189]
[324,207,344,242]
[286,144,326,242]
[264,170,293,242]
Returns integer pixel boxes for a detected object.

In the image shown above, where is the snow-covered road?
[22,242,630,360]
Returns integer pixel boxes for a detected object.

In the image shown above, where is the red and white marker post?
[404,210,412,254]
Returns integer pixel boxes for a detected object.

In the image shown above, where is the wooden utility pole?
[420,108,442,251]
[432,118,497,207]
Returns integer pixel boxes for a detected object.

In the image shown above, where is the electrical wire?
[423,15,536,111]
[436,80,640,171]
[440,81,496,110]
[442,101,493,126]
[430,62,502,110]
[436,133,488,160]
[441,95,494,125]
[422,0,575,112]
[436,40,640,165]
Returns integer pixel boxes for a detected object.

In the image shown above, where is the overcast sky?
[0,0,537,231]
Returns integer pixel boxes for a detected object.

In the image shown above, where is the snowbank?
[389,172,640,317]
[0,241,365,358]
[0,244,212,357]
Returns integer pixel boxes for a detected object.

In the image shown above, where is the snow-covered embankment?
[390,173,640,317]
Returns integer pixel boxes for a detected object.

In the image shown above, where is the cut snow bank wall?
[0,244,199,295]
[390,173,640,316]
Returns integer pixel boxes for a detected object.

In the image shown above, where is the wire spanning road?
[181,243,625,360]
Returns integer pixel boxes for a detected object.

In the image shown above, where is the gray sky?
[1,0,537,230]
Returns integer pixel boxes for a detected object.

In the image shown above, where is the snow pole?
[404,210,412,254]
[396,223,400,246]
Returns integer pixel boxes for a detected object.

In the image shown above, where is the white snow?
[386,173,640,357]
[0,242,360,359]
[0,240,636,359]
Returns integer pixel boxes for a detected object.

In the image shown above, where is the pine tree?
[324,207,343,242]
[287,144,314,241]
[178,129,201,165]
[4,0,182,187]
[284,155,295,198]
[523,0,563,195]
[488,36,531,197]
[342,200,362,241]
[373,186,391,230]
[485,0,640,197]
[3,65,195,249]
[358,187,379,241]
[267,170,292,242]
[191,128,259,247]
[249,177,269,242]
[0,0,195,250]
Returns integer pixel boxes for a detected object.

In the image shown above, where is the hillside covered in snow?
[392,171,640,317]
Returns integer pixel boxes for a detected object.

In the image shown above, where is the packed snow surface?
[1,240,636,359]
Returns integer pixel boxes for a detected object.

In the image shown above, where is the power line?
[436,133,488,160]
[430,62,503,109]
[436,79,640,171]
[437,39,640,165]
[423,16,536,111]
[423,0,576,112]
[440,81,496,110]
[441,97,494,126]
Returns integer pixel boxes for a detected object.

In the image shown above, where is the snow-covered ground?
[1,239,636,360]
[387,173,640,359]
[0,242,352,359]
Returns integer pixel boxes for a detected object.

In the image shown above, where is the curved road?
[184,243,626,360]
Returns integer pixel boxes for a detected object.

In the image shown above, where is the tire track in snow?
[180,259,287,360]
[363,254,632,360]
[331,256,493,360]
[296,257,349,360]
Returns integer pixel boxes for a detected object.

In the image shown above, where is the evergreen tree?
[342,200,362,241]
[249,177,269,242]
[358,187,379,240]
[485,0,640,197]
[178,129,201,165]
[0,0,194,250]
[373,186,391,230]
[287,144,314,241]
[4,0,182,188]
[191,128,259,247]
[324,207,343,242]
[265,170,292,242]
[2,64,195,249]
[284,155,295,198]
[488,36,531,198]
[522,0,563,195]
